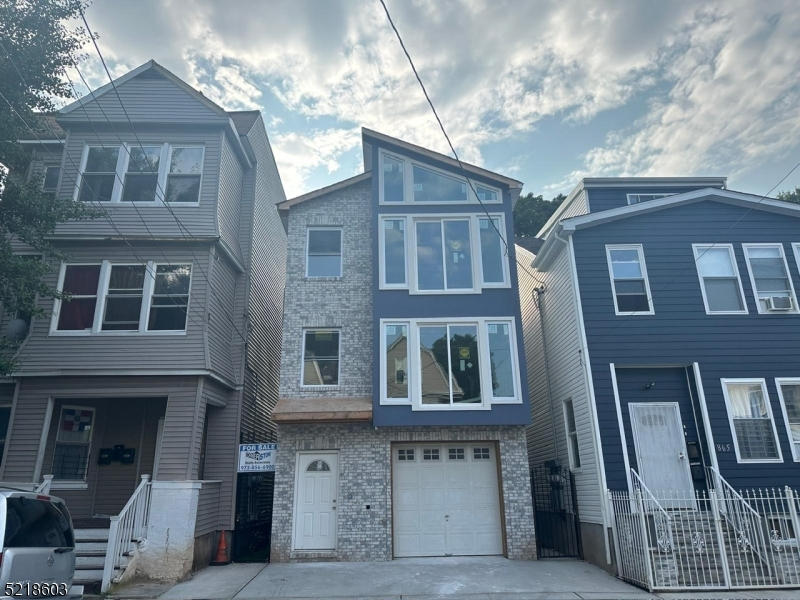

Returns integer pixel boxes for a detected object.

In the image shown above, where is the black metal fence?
[530,463,582,559]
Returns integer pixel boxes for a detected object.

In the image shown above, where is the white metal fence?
[609,469,800,591]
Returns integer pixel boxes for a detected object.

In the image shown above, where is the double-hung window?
[563,399,581,468]
[306,228,342,277]
[380,318,521,409]
[380,215,509,292]
[77,143,204,204]
[776,379,800,461]
[42,166,60,193]
[52,261,192,334]
[379,151,502,205]
[52,405,95,481]
[693,244,747,314]
[743,244,798,313]
[722,379,782,463]
[302,330,340,386]
[606,245,653,315]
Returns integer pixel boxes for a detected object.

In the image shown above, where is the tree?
[0,0,99,375]
[513,192,566,238]
[777,187,800,204]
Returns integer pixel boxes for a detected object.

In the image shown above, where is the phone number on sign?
[4,583,69,597]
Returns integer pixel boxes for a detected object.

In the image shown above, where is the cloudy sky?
[69,0,800,199]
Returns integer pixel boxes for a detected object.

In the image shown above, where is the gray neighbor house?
[0,61,287,588]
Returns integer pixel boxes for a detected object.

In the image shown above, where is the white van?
[0,489,77,596]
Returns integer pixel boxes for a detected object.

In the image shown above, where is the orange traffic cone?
[211,530,231,565]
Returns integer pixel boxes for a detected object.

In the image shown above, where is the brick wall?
[271,423,536,562]
[278,180,373,398]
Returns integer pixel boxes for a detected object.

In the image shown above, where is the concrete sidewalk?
[108,557,800,600]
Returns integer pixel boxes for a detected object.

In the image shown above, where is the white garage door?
[392,443,503,557]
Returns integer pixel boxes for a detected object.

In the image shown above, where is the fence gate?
[531,463,582,558]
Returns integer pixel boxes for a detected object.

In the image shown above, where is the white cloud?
[78,0,800,197]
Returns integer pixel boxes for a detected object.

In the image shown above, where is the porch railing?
[102,474,152,593]
[609,470,800,591]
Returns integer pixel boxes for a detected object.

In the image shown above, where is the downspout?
[533,286,559,462]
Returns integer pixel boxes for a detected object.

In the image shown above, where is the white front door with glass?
[293,452,338,550]
[629,403,695,506]
[392,444,503,557]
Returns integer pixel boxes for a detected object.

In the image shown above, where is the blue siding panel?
[574,197,800,491]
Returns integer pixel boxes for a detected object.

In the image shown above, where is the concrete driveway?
[114,557,800,600]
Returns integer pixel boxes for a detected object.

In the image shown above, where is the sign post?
[238,443,277,473]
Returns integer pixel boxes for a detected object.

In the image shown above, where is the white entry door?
[393,444,503,557]
[630,403,695,507]
[293,452,338,550]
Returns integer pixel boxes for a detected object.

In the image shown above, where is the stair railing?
[631,469,674,553]
[706,467,770,572]
[102,475,152,593]
[35,475,54,494]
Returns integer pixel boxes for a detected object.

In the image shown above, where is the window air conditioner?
[765,296,793,311]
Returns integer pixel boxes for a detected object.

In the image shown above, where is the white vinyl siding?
[693,244,747,314]
[517,245,603,525]
[563,398,581,469]
[721,379,783,463]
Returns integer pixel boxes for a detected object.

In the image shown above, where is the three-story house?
[0,61,287,586]
[270,129,536,562]
[519,178,800,590]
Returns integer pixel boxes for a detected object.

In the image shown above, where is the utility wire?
[0,88,207,333]
[377,0,547,288]
[78,8,248,344]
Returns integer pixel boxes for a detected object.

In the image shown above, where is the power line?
[377,0,547,288]
[78,8,248,344]
[0,88,207,333]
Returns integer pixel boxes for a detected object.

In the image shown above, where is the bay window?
[380,214,509,292]
[380,318,521,409]
[76,143,204,204]
[52,261,192,335]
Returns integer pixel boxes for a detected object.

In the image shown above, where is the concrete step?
[74,528,109,542]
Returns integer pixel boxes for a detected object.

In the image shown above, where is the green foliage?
[513,192,567,238]
[0,0,99,375]
[777,187,800,204]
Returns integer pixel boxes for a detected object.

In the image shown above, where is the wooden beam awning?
[272,397,372,424]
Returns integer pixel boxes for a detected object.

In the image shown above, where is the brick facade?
[271,423,536,562]
[278,180,373,399]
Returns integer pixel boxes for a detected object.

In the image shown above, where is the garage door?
[392,443,503,557]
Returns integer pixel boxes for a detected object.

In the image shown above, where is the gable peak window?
[626,193,674,205]
[77,143,203,204]
[306,228,342,277]
[606,245,653,315]
[379,151,501,205]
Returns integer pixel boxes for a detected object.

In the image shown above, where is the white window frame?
[721,378,783,464]
[742,243,798,314]
[692,244,748,315]
[626,193,674,205]
[300,328,342,389]
[378,218,408,289]
[775,378,800,462]
[562,398,581,471]
[605,244,655,316]
[378,317,522,409]
[378,150,502,206]
[305,227,343,278]
[50,260,192,336]
[74,143,204,206]
[51,404,96,484]
[381,213,510,293]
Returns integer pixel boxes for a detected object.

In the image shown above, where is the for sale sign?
[238,443,277,472]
